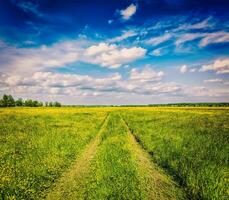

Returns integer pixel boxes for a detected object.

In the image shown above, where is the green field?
[0,107,228,199]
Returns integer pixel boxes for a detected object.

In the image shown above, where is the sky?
[0,0,229,105]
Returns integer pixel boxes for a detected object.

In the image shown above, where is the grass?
[121,107,229,200]
[84,113,147,199]
[47,113,184,199]
[0,107,107,199]
[46,113,110,200]
[0,107,228,199]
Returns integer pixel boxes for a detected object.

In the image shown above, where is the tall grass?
[1,107,228,199]
[84,113,146,199]
[53,113,185,199]
[0,108,106,199]
[121,107,229,200]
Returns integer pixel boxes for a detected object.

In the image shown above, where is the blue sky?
[0,0,229,104]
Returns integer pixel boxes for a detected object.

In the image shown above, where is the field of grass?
[121,107,229,200]
[0,107,228,199]
[0,108,107,199]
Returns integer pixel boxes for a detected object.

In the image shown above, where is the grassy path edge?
[121,116,186,200]
[45,113,110,199]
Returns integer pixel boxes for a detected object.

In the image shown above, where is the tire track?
[121,117,186,200]
[45,114,110,200]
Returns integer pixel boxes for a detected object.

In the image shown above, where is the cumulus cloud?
[85,43,116,56]
[0,40,146,72]
[32,72,92,88]
[1,71,121,95]
[130,67,164,82]
[0,65,182,99]
[179,65,198,73]
[1,66,228,103]
[120,4,137,21]
[0,40,84,74]
[84,43,146,68]
[183,86,229,98]
[200,59,229,74]
[180,65,188,73]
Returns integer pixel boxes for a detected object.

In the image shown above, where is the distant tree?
[53,101,61,107]
[24,99,28,107]
[24,99,33,107]
[2,94,8,107]
[49,102,53,107]
[0,95,47,107]
[15,98,23,106]
[32,100,39,107]
[7,95,15,107]
[0,99,3,107]
[45,102,49,107]
[2,94,15,107]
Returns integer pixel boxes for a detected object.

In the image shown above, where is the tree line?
[120,103,229,107]
[0,94,61,107]
[147,102,229,107]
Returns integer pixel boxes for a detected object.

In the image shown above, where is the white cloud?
[1,66,182,99]
[0,40,146,72]
[4,75,23,86]
[176,18,212,31]
[175,33,204,46]
[175,31,229,47]
[174,18,229,48]
[130,67,164,82]
[199,31,229,47]
[200,59,229,74]
[84,43,146,68]
[120,4,137,21]
[150,46,169,57]
[186,18,212,29]
[183,86,229,98]
[32,72,92,88]
[0,40,85,74]
[180,65,188,73]
[190,68,197,72]
[204,79,223,83]
[146,33,172,46]
[179,65,198,73]
[108,30,137,43]
[2,67,228,103]
[85,43,116,56]
[1,71,121,94]
[151,48,161,56]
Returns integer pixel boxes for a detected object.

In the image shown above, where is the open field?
[0,107,228,200]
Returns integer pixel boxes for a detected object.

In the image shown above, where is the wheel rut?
[121,117,186,200]
[45,114,110,200]
[46,113,185,200]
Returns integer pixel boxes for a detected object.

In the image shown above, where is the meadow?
[0,107,228,200]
